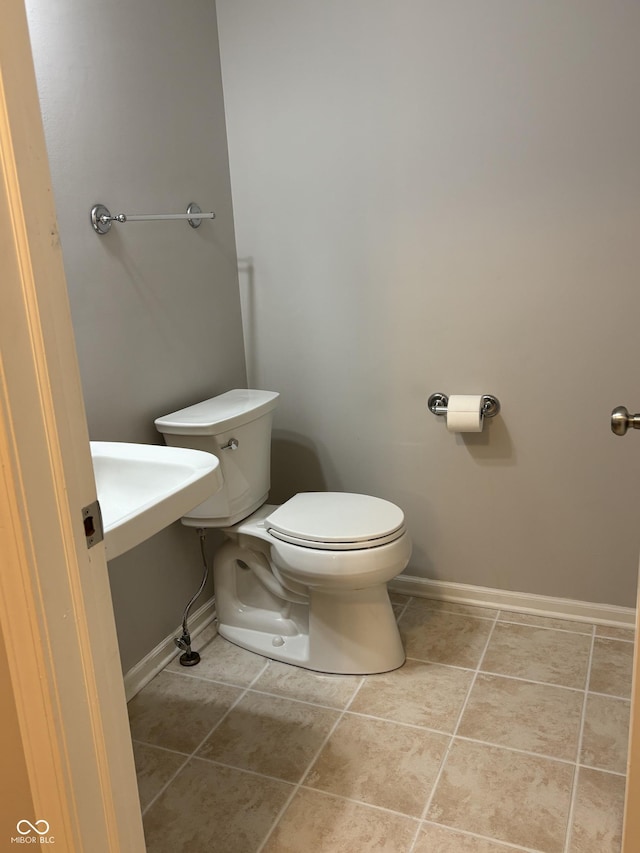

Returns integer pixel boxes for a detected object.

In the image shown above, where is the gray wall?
[26,0,247,672]
[217,0,640,607]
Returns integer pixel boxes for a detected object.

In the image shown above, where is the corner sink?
[90,441,223,560]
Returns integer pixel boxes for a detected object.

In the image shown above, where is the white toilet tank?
[154,389,279,528]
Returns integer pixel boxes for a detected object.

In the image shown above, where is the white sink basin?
[90,441,223,560]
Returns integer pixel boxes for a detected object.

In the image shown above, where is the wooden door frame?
[0,1,145,849]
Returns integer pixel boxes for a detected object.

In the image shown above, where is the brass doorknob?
[611,405,640,436]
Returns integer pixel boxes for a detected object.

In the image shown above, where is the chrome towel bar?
[90,202,215,235]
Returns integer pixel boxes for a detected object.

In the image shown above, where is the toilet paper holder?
[428,393,501,419]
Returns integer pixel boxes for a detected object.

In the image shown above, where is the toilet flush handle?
[221,438,239,451]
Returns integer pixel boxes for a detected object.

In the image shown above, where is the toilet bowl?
[155,390,410,674]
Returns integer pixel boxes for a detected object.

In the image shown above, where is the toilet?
[155,389,410,674]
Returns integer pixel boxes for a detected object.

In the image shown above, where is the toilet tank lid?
[154,389,279,436]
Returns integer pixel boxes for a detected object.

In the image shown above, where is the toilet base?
[217,584,405,675]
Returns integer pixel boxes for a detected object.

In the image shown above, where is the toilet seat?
[266,492,406,551]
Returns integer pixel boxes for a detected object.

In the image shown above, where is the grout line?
[403,655,477,673]
[394,597,412,623]
[578,762,626,778]
[403,607,498,623]
[474,669,586,693]
[479,669,584,693]
[295,784,423,823]
[402,661,591,696]
[338,708,459,738]
[186,754,298,787]
[586,689,632,702]
[243,685,361,714]
[400,597,634,636]
[140,657,270,816]
[132,741,193,815]
[592,636,635,644]
[495,619,593,637]
[131,738,190,759]
[402,653,598,696]
[160,666,267,690]
[407,611,501,853]
[496,611,595,636]
[562,625,596,853]
[403,598,499,613]
[419,819,548,853]
[402,602,632,640]
[402,597,495,610]
[404,650,589,696]
[448,735,577,767]
[255,676,366,853]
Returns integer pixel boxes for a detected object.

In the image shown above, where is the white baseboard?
[389,574,636,628]
[123,596,217,702]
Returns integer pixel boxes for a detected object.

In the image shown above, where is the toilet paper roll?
[446,395,484,433]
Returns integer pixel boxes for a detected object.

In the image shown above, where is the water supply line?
[174,528,213,666]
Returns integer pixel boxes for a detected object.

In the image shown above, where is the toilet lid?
[266,493,405,551]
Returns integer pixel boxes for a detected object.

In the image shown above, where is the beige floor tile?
[127,670,242,753]
[481,623,591,689]
[580,694,630,774]
[143,757,292,853]
[190,620,218,647]
[568,767,625,852]
[595,625,635,642]
[414,822,529,852]
[197,691,339,782]
[458,673,583,760]
[304,713,449,817]
[388,591,412,605]
[132,742,187,811]
[498,611,593,634]
[130,598,629,851]
[262,787,419,853]
[427,739,574,852]
[589,638,634,698]
[399,608,494,668]
[252,658,362,708]
[350,659,473,732]
[405,597,499,619]
[166,634,267,686]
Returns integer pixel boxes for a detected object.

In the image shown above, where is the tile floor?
[129,595,634,852]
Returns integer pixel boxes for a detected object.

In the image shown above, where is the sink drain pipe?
[174,528,212,666]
